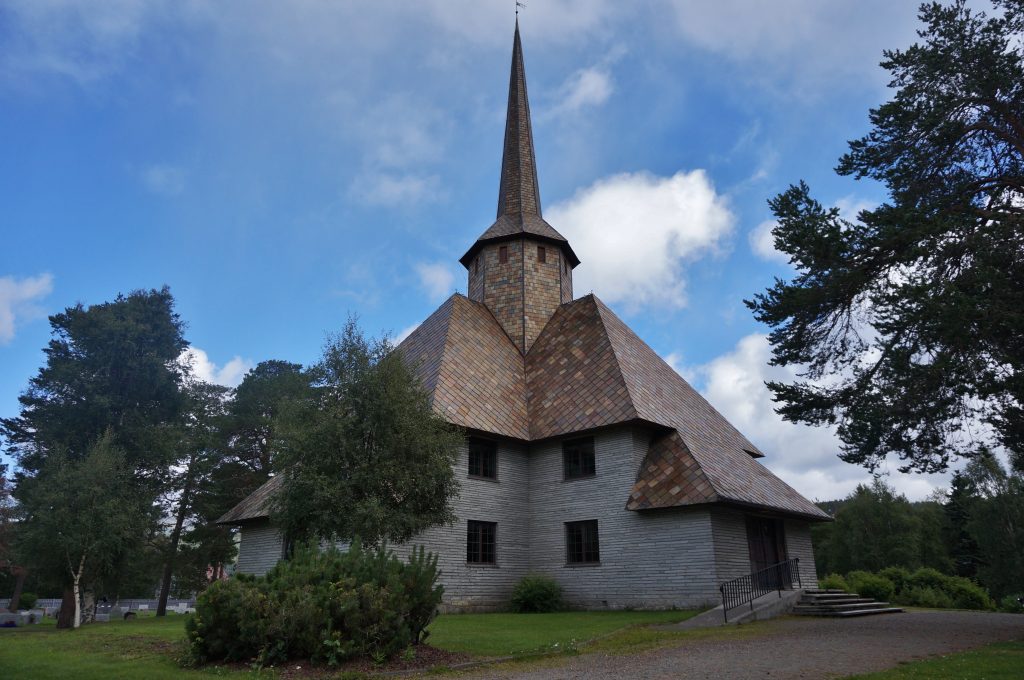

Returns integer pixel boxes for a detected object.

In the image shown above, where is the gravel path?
[458,610,1024,680]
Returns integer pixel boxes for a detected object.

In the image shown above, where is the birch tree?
[16,433,149,628]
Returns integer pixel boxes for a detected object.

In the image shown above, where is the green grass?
[847,641,1024,679]
[426,609,698,657]
[0,615,267,679]
[0,609,700,677]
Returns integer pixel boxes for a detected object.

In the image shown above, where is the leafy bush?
[818,573,848,591]
[186,541,443,667]
[845,571,895,602]
[18,592,38,610]
[511,574,563,613]
[877,566,911,593]
[998,594,1024,613]
[944,576,994,610]
[905,567,951,592]
[898,586,954,609]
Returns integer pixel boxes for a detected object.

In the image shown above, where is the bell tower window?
[499,245,508,263]
[538,246,546,263]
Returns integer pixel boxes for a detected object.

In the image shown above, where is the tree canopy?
[272,319,462,546]
[747,0,1024,473]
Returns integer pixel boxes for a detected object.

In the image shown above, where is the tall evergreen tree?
[273,319,462,546]
[747,1,1024,473]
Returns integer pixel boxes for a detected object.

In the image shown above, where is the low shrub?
[18,592,38,610]
[818,573,848,591]
[511,574,563,612]
[944,576,994,610]
[845,571,895,602]
[998,594,1024,613]
[905,567,951,593]
[186,541,443,667]
[877,566,911,593]
[897,585,954,609]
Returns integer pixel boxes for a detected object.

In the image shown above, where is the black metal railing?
[719,557,801,622]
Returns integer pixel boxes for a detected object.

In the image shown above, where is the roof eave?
[459,233,580,269]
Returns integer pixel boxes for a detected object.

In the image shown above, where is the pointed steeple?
[459,21,579,271]
[497,19,542,218]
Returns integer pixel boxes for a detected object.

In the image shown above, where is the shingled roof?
[216,474,281,524]
[459,21,579,269]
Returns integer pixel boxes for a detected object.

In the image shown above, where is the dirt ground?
[457,610,1024,679]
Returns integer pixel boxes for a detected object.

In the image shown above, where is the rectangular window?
[499,245,508,263]
[566,520,600,564]
[538,246,546,263]
[474,257,479,274]
[467,520,497,564]
[562,437,596,479]
[468,437,497,480]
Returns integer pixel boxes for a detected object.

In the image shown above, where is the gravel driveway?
[458,610,1024,679]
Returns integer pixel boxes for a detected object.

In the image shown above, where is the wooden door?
[746,516,788,587]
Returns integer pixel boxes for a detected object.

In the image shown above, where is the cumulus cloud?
[142,164,186,196]
[395,322,420,344]
[664,0,919,88]
[414,262,456,302]
[351,172,444,206]
[1,0,154,85]
[179,347,253,388]
[0,273,54,344]
[547,170,734,308]
[551,66,613,116]
[686,333,950,501]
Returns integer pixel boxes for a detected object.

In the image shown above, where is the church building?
[219,22,830,611]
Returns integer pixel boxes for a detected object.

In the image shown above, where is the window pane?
[468,437,497,479]
[499,245,508,263]
[538,246,546,263]
[468,520,496,564]
[562,437,595,479]
[566,520,599,564]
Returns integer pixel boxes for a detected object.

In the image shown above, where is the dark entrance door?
[746,516,788,588]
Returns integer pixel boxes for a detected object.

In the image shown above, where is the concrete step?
[803,589,847,594]
[794,606,904,618]
[802,592,864,600]
[793,601,891,612]
[798,597,875,607]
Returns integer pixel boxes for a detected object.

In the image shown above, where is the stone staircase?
[793,589,904,617]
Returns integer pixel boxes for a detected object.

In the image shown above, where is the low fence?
[1,598,197,612]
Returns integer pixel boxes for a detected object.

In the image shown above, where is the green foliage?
[846,571,895,602]
[186,541,443,666]
[18,592,38,609]
[998,594,1024,613]
[273,318,462,546]
[897,586,954,609]
[510,574,563,613]
[746,0,1024,473]
[818,573,848,591]
[877,566,911,594]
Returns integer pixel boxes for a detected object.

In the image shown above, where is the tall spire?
[497,19,542,218]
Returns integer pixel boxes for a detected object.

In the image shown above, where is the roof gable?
[400,294,529,440]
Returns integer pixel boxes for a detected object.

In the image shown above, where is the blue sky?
[0,0,955,499]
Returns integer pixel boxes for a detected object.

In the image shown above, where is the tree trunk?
[8,566,26,612]
[157,463,195,616]
[72,574,81,628]
[56,588,74,629]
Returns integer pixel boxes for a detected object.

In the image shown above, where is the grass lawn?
[847,640,1024,679]
[0,609,699,677]
[426,609,699,657]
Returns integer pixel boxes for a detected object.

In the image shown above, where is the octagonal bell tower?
[460,20,579,354]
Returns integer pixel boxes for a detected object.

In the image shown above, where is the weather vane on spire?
[516,1,526,17]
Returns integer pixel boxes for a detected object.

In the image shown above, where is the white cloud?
[552,66,613,116]
[1,0,153,85]
[395,323,420,344]
[688,333,950,501]
[663,0,919,89]
[548,170,734,309]
[179,347,253,388]
[748,219,786,263]
[414,262,456,302]
[0,273,54,344]
[142,164,186,196]
[351,172,444,206]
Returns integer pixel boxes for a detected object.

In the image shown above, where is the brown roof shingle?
[216,474,282,524]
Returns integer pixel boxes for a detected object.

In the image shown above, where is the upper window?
[468,437,497,480]
[538,246,546,263]
[467,520,497,564]
[474,257,479,274]
[499,245,509,263]
[563,437,596,480]
[566,520,600,564]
